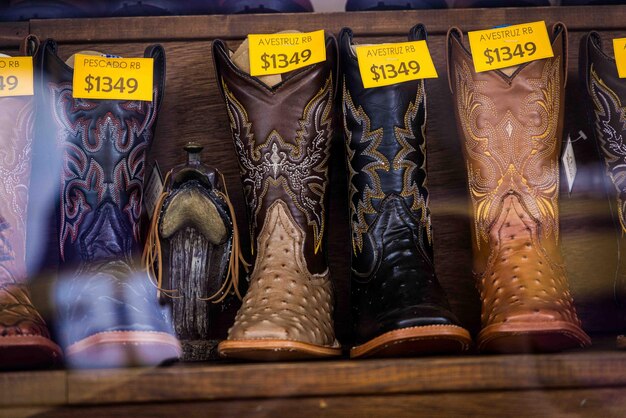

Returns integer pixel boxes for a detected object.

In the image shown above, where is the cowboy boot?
[109,0,216,17]
[213,32,341,360]
[562,1,626,5]
[1,0,97,20]
[34,39,181,368]
[340,25,471,358]
[216,0,313,13]
[144,142,243,361]
[450,0,550,7]
[0,36,62,370]
[580,31,626,349]
[345,0,447,10]
[447,23,591,353]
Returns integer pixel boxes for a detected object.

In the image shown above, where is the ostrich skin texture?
[448,23,590,352]
[227,201,336,346]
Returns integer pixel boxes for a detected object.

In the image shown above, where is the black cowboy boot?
[581,31,626,348]
[341,25,471,358]
[33,39,181,368]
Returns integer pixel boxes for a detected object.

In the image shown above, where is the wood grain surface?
[0,21,28,47]
[0,370,65,407]
[2,348,626,407]
[64,350,626,405]
[4,389,626,418]
[26,5,626,42]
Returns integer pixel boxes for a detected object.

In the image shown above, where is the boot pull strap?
[552,22,568,88]
[144,44,166,113]
[202,171,250,303]
[579,32,592,97]
[20,34,39,57]
[212,39,230,103]
[326,33,340,103]
[409,23,427,42]
[35,39,58,78]
[579,31,604,98]
[142,169,181,301]
[446,27,463,94]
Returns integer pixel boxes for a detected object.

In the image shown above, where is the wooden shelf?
[23,5,626,43]
[2,347,626,417]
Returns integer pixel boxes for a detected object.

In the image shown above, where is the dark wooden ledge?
[10,5,626,43]
[2,348,626,411]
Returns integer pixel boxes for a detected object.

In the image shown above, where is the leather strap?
[144,44,166,112]
[553,22,568,88]
[446,27,463,94]
[580,32,593,97]
[409,23,427,42]
[19,34,39,57]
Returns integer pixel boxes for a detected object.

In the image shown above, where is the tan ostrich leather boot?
[212,33,341,360]
[447,23,591,353]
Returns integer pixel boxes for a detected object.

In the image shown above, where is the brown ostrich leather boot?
[0,36,62,369]
[213,33,341,360]
[447,23,591,353]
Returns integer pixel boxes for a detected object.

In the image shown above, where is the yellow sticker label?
[613,38,626,78]
[356,40,438,89]
[249,30,326,77]
[468,21,554,73]
[0,57,33,97]
[73,54,154,101]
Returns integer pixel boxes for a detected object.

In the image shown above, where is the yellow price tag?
[356,40,438,89]
[613,38,626,78]
[468,21,554,73]
[73,54,154,101]
[248,30,326,77]
[0,57,33,97]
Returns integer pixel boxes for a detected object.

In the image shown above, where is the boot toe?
[235,320,291,341]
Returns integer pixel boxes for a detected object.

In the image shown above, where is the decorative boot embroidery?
[49,82,157,263]
[453,58,561,249]
[222,76,333,254]
[589,67,626,232]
